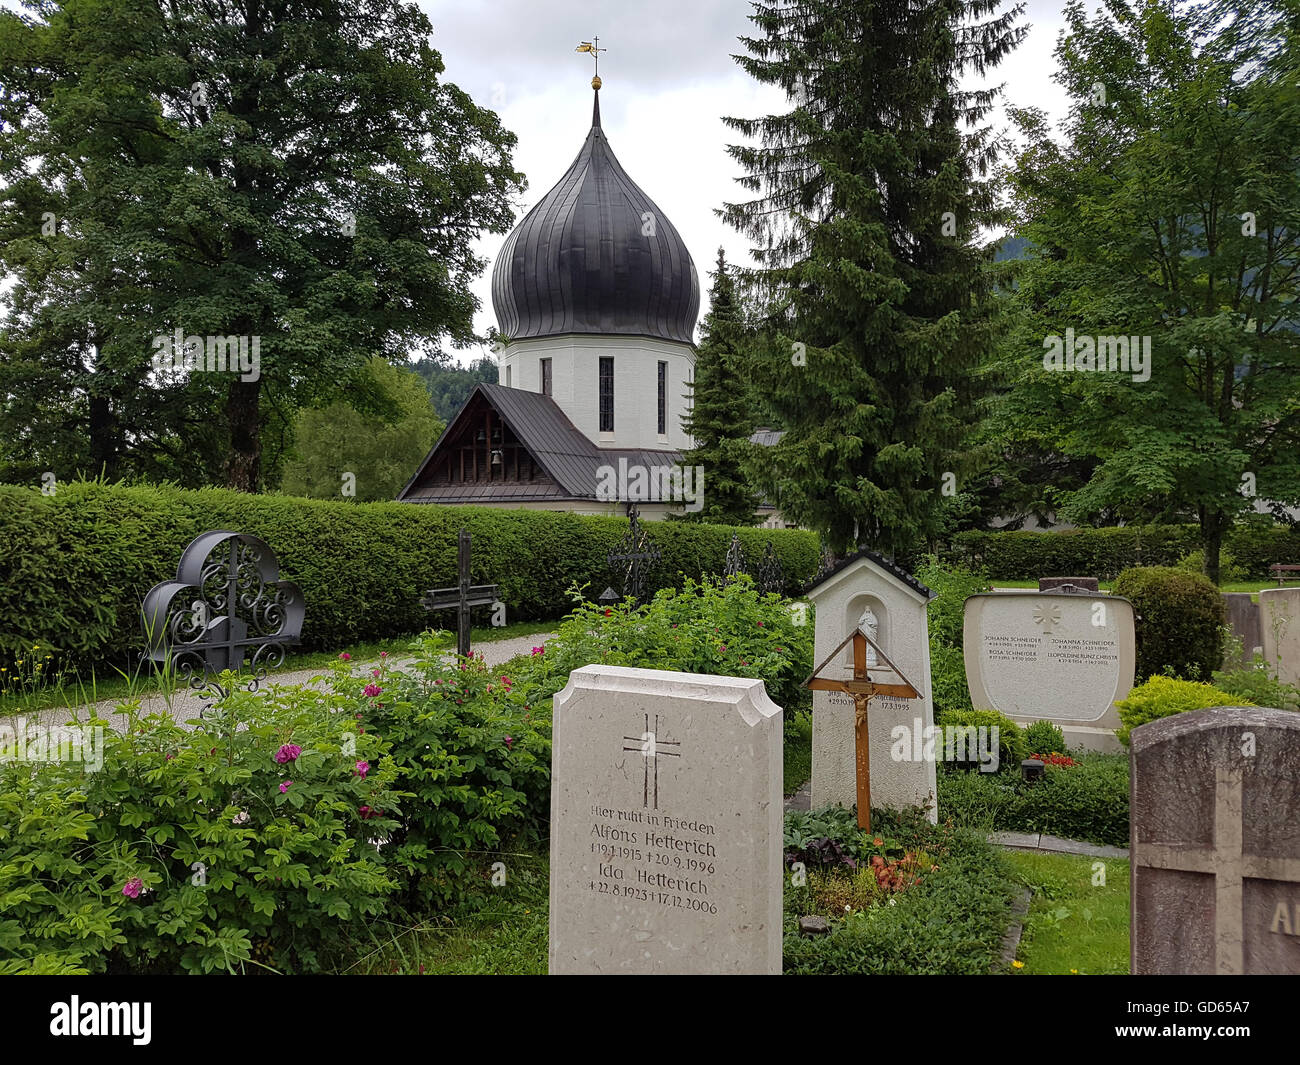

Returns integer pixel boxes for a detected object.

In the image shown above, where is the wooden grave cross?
[802,624,922,832]
[420,528,500,657]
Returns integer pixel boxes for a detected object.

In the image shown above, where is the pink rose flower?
[280,780,292,793]
[504,735,513,750]
[363,683,382,697]
[275,743,302,764]
[339,652,351,661]
[531,646,545,656]
[122,878,143,899]
[355,760,370,778]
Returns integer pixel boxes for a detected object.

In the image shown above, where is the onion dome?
[491,86,699,345]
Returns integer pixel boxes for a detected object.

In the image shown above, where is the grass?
[0,619,559,717]
[784,710,812,796]
[340,853,550,975]
[1003,850,1130,975]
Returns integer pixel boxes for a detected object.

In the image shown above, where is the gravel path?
[6,633,556,735]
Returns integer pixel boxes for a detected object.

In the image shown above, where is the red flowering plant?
[331,633,551,909]
[0,672,400,975]
[1028,752,1076,768]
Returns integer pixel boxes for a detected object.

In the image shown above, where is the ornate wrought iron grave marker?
[420,527,500,657]
[607,505,660,604]
[141,530,305,699]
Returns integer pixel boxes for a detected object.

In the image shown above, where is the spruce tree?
[679,249,761,525]
[722,0,1024,557]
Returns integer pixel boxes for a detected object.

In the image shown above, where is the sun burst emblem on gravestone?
[1033,602,1062,633]
[621,713,682,809]
[141,530,304,714]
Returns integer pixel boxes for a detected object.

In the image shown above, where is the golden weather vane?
[575,37,606,87]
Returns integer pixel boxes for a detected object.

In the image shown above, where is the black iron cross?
[420,528,499,657]
[723,533,746,582]
[608,505,661,604]
[621,713,682,809]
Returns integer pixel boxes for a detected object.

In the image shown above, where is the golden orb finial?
[591,75,602,90]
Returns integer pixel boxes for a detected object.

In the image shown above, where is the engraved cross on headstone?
[420,528,499,657]
[622,713,682,809]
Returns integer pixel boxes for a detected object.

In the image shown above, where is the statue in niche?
[856,605,880,667]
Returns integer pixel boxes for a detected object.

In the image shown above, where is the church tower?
[493,80,699,451]
[397,75,702,516]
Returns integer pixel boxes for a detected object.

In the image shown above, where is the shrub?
[1023,720,1067,755]
[512,576,815,714]
[936,707,1027,769]
[1176,547,1245,585]
[0,481,820,679]
[0,680,400,974]
[350,637,551,909]
[936,752,1129,848]
[782,807,1019,974]
[1114,675,1252,746]
[913,557,991,716]
[1112,566,1225,681]
[1213,654,1300,711]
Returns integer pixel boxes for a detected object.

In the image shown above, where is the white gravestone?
[963,591,1135,753]
[1259,588,1300,688]
[549,665,783,975]
[806,554,937,819]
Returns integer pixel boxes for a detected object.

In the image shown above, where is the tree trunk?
[87,391,118,480]
[224,376,263,491]
[1200,507,1226,586]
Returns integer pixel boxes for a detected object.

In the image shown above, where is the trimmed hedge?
[1112,566,1225,682]
[936,753,1130,849]
[0,481,820,674]
[946,522,1300,581]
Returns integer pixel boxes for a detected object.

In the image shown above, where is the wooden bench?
[1269,564,1300,585]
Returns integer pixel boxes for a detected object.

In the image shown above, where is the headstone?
[549,665,783,974]
[804,553,937,819]
[1131,705,1300,974]
[964,591,1135,752]
[1222,592,1262,669]
[1038,576,1100,593]
[1259,588,1300,687]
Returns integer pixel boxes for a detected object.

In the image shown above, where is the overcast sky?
[421,0,1080,364]
[0,0,1084,362]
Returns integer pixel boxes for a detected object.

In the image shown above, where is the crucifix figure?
[621,713,681,809]
[420,528,500,657]
[803,621,922,832]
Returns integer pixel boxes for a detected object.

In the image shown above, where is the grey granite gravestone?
[1131,705,1300,974]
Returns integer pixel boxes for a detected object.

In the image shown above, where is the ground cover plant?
[782,805,1020,974]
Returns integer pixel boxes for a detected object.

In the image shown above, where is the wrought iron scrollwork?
[607,505,661,604]
[141,530,304,717]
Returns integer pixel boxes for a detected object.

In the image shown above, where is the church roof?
[491,89,700,346]
[398,383,681,504]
